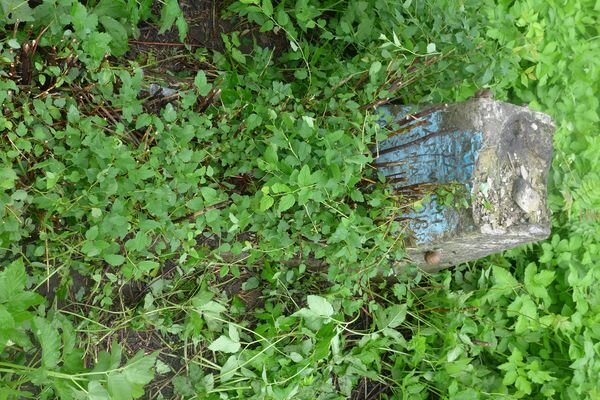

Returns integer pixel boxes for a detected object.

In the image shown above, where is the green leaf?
[155,359,171,374]
[262,0,273,16]
[297,165,312,187]
[278,194,295,213]
[159,0,183,34]
[1,0,34,23]
[94,0,128,18]
[0,168,17,190]
[7,39,20,49]
[176,14,189,43]
[260,194,274,211]
[194,71,212,96]
[99,16,129,56]
[82,32,112,68]
[104,254,126,266]
[369,61,382,80]
[271,183,290,193]
[313,322,336,360]
[123,351,157,385]
[446,346,462,362]
[524,263,554,305]
[492,266,520,294]
[263,145,279,166]
[137,261,159,276]
[228,324,240,343]
[46,171,59,189]
[220,355,238,382]
[0,259,26,302]
[209,335,241,353]
[108,373,133,400]
[0,306,15,352]
[33,317,61,369]
[85,226,99,240]
[163,103,177,122]
[307,295,334,317]
[386,304,407,328]
[200,187,219,206]
[88,381,110,400]
[515,375,532,394]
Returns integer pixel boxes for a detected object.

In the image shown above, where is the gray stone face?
[375,98,555,272]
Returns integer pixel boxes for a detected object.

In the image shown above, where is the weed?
[0,0,598,398]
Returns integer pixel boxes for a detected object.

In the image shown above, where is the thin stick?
[129,40,206,48]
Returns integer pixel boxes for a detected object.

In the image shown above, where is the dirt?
[127,0,288,74]
[350,377,392,400]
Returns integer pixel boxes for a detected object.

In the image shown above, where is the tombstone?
[375,96,555,272]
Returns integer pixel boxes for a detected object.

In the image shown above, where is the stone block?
[375,97,555,271]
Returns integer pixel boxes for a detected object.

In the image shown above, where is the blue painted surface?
[376,106,483,244]
[404,197,462,244]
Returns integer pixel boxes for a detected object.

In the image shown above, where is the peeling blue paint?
[404,197,462,244]
[376,106,483,244]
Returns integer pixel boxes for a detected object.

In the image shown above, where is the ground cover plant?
[0,0,598,398]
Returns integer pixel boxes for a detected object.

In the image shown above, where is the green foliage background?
[0,0,598,398]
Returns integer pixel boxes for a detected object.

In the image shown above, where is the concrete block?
[375,97,555,271]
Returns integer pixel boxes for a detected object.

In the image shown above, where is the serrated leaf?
[447,346,462,362]
[271,183,290,193]
[515,375,532,394]
[297,165,312,187]
[0,306,16,352]
[200,187,219,206]
[209,335,241,353]
[220,355,238,382]
[1,0,34,23]
[492,266,519,295]
[176,15,189,43]
[307,295,334,317]
[194,71,212,97]
[93,0,128,18]
[159,0,182,34]
[88,381,111,400]
[0,168,17,190]
[60,317,76,358]
[228,324,240,343]
[163,103,177,122]
[260,194,274,211]
[104,254,126,266]
[386,304,407,328]
[108,373,133,400]
[535,270,555,287]
[155,359,171,374]
[87,381,110,400]
[33,317,60,369]
[99,16,128,56]
[123,351,157,385]
[0,259,26,303]
[369,61,382,80]
[278,194,295,213]
[137,261,159,275]
[82,32,112,69]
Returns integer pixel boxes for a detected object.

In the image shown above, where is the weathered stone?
[375,98,555,272]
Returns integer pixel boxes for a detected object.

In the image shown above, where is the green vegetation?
[0,0,598,398]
